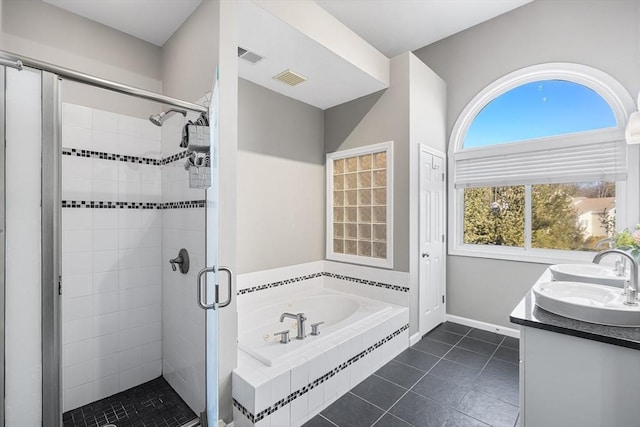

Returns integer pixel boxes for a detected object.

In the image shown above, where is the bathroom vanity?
[510,270,640,427]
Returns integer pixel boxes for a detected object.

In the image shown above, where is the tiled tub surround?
[240,288,400,367]
[61,103,164,411]
[237,261,409,308]
[233,262,410,426]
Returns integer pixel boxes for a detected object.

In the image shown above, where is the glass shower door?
[200,71,231,427]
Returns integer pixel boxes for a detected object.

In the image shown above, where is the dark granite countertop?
[510,271,640,351]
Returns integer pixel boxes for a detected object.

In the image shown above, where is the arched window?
[464,80,617,148]
[449,63,636,262]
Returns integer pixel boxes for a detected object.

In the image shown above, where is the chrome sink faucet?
[615,258,628,277]
[279,312,307,339]
[593,249,638,306]
[594,237,615,250]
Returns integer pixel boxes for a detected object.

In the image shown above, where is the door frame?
[418,144,447,337]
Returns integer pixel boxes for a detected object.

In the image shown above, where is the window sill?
[448,246,598,265]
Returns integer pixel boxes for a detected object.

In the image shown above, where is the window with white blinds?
[448,64,636,262]
[454,133,627,189]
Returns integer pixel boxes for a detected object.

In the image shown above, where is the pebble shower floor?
[62,376,197,427]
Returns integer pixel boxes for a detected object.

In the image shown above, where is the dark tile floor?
[305,322,520,427]
[62,376,197,427]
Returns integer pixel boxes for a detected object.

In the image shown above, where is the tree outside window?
[463,182,615,251]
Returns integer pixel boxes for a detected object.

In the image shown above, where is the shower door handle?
[217,266,233,308]
[197,265,233,310]
[197,266,216,309]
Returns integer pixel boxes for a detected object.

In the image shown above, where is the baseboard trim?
[446,314,520,338]
[409,332,422,346]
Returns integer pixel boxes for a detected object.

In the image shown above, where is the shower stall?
[0,52,229,426]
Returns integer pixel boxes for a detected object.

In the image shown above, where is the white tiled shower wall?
[160,112,208,414]
[61,104,163,411]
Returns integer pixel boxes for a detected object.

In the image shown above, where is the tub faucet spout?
[279,312,307,339]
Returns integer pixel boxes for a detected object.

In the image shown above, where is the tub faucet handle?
[310,321,325,336]
[274,330,290,344]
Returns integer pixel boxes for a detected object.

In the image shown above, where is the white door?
[419,146,446,335]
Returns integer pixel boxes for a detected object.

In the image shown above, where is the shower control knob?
[422,252,430,258]
[169,248,190,274]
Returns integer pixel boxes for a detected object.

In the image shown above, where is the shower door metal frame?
[7,48,212,425]
[0,51,207,115]
[41,71,62,426]
[0,65,6,427]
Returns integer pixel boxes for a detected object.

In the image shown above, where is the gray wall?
[325,53,447,336]
[325,54,411,272]
[0,0,3,44]
[414,0,640,328]
[447,257,548,327]
[237,78,325,274]
[1,0,163,117]
[161,0,219,102]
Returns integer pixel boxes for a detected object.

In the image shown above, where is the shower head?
[149,108,187,126]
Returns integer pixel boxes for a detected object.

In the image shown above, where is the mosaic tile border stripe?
[237,271,409,296]
[162,200,206,209]
[62,200,206,209]
[232,323,410,423]
[163,150,192,165]
[62,148,191,166]
[237,273,324,296]
[62,148,161,165]
[323,272,409,293]
[62,200,160,209]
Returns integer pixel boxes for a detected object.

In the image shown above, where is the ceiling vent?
[273,69,307,87]
[237,46,263,64]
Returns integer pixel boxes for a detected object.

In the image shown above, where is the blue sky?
[463,80,617,149]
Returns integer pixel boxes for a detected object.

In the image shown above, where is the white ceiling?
[40,0,534,109]
[41,0,533,57]
[315,0,533,57]
[42,0,202,46]
[237,1,388,110]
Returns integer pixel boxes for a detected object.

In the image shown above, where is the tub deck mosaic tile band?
[62,376,197,427]
[237,271,409,296]
[233,323,410,424]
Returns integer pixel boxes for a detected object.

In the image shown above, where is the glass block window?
[327,142,393,268]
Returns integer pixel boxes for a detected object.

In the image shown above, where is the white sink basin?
[549,264,625,287]
[533,281,640,327]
